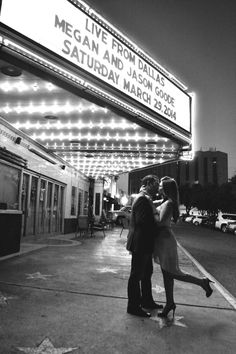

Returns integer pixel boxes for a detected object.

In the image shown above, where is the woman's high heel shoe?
[203,278,214,298]
[158,303,176,318]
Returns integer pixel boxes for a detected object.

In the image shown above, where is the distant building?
[129,150,228,194]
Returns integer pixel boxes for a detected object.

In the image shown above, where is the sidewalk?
[0,227,235,354]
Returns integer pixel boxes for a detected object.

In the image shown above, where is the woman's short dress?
[153,226,186,276]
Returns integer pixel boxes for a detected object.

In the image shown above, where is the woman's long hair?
[161,176,180,223]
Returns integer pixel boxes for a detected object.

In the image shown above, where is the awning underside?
[0,59,181,179]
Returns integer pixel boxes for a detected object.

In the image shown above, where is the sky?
[86,0,236,178]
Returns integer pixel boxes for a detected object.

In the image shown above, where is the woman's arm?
[153,199,164,207]
[154,201,173,226]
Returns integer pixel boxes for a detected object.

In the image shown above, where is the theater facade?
[0,0,192,254]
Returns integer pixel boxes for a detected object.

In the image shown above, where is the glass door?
[46,181,53,233]
[26,175,38,235]
[21,173,29,236]
[20,174,64,236]
[38,179,47,234]
[59,185,64,233]
[52,184,59,233]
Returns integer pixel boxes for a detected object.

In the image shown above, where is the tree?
[201,184,219,215]
[179,178,236,215]
[217,182,236,213]
[190,183,203,211]
[179,183,192,214]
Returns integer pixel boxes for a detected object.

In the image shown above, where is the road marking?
[25,272,53,280]
[177,242,236,310]
[17,337,77,353]
[152,284,165,294]
[150,314,187,328]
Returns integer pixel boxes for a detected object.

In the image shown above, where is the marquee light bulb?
[46,83,55,91]
[17,81,27,92]
[1,81,12,92]
[32,83,39,91]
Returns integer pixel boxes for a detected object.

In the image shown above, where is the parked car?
[215,213,236,233]
[110,206,132,225]
[192,215,208,226]
[184,215,196,223]
[201,215,217,228]
[226,222,236,235]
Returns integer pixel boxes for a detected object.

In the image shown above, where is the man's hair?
[141,174,159,186]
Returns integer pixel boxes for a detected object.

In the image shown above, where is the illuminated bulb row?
[30,132,161,143]
[64,155,147,164]
[60,153,173,164]
[79,157,164,170]
[0,81,56,93]
[3,37,87,88]
[62,152,173,162]
[13,119,138,131]
[78,159,164,178]
[75,161,161,170]
[0,102,108,115]
[64,156,164,167]
[56,144,168,151]
[54,142,173,151]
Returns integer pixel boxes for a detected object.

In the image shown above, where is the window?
[204,157,208,183]
[212,157,217,184]
[222,214,236,221]
[185,162,189,181]
[95,193,100,216]
[83,191,88,215]
[0,163,20,210]
[176,162,181,185]
[71,186,76,215]
[77,189,83,216]
[195,157,199,181]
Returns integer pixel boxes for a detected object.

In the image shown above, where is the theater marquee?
[0,0,191,133]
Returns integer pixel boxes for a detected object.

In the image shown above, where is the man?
[126,175,163,317]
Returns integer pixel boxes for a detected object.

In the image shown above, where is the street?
[174,222,236,298]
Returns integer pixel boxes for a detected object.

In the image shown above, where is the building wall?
[128,150,228,193]
[116,173,129,196]
[93,180,104,219]
[0,121,91,235]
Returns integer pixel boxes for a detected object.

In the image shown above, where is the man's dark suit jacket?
[126,192,157,254]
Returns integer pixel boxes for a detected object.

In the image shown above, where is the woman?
[153,176,214,318]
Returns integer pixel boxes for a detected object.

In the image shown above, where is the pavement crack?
[0,280,234,311]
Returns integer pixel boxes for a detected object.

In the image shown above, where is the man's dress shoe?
[127,306,151,317]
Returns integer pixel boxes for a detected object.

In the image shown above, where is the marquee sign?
[0,0,191,133]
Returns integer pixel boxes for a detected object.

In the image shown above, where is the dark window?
[212,157,218,184]
[71,186,76,215]
[204,157,208,183]
[195,157,199,181]
[83,191,88,215]
[78,189,83,216]
[176,162,180,185]
[95,193,100,216]
[0,163,20,210]
[185,162,189,181]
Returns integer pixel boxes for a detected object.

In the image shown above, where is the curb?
[177,242,236,310]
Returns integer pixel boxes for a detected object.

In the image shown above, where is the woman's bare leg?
[162,268,174,305]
